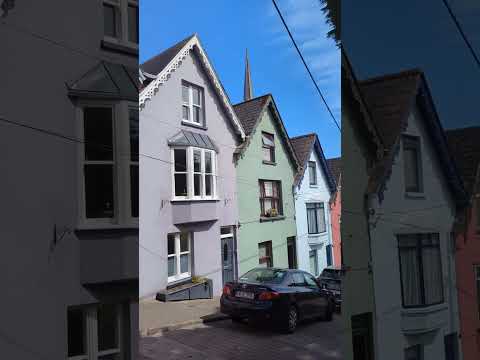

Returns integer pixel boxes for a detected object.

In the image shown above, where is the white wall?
[294,148,333,276]
[369,105,461,359]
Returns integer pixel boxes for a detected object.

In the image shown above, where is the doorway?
[287,236,297,269]
[221,226,236,285]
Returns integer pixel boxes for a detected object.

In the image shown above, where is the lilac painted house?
[139,35,246,299]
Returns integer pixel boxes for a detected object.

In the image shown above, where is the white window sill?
[75,222,138,231]
[167,274,191,285]
[181,120,207,130]
[101,38,138,55]
[405,192,426,199]
[171,198,220,203]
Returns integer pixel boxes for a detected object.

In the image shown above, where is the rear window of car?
[320,269,340,279]
[239,268,287,284]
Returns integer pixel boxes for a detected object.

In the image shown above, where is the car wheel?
[284,305,298,333]
[231,316,243,324]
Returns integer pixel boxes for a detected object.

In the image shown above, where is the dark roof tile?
[327,157,341,184]
[233,94,271,135]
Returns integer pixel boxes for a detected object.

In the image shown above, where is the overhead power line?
[271,0,341,131]
[441,0,480,69]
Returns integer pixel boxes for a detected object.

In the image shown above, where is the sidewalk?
[140,296,228,336]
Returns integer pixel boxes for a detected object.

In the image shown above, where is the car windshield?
[239,268,287,284]
[323,278,341,291]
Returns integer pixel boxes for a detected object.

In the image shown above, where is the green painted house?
[233,93,300,275]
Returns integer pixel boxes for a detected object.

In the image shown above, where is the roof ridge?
[233,93,271,107]
[140,34,196,67]
[290,133,316,140]
[445,126,480,133]
[359,68,423,86]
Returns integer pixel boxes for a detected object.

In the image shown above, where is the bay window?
[67,303,126,360]
[79,102,138,226]
[172,147,217,200]
[398,233,444,307]
[168,233,191,282]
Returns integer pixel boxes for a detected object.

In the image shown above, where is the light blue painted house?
[290,134,337,275]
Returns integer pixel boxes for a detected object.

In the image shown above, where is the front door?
[287,236,297,269]
[221,227,235,285]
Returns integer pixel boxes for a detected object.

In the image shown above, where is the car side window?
[291,273,305,286]
[304,273,319,289]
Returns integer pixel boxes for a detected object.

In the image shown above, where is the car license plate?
[235,291,254,299]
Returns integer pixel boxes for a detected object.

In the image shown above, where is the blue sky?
[140,0,340,158]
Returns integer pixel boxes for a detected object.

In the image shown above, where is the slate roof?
[445,127,480,196]
[358,69,468,206]
[140,34,195,75]
[327,157,341,184]
[290,133,336,192]
[233,94,271,135]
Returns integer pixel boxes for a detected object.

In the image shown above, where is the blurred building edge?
[0,1,139,360]
[341,46,468,360]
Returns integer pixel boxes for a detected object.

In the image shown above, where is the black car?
[317,266,342,310]
[220,267,335,333]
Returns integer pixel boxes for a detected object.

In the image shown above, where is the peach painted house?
[327,157,342,267]
[446,127,480,360]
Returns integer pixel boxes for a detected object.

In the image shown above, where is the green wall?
[236,105,297,275]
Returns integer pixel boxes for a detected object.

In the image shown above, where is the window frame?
[402,135,423,194]
[259,180,283,217]
[171,147,217,201]
[167,233,192,283]
[67,303,124,360]
[258,241,273,268]
[261,132,276,164]
[306,202,326,234]
[181,81,205,127]
[76,100,138,228]
[308,161,317,186]
[397,233,444,308]
[102,0,139,48]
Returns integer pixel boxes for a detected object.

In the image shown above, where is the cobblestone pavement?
[140,314,343,360]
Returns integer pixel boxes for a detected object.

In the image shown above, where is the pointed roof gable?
[233,94,300,170]
[139,34,246,140]
[446,127,480,196]
[358,69,468,206]
[290,133,336,192]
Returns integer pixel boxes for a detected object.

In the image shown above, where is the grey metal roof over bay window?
[168,130,218,152]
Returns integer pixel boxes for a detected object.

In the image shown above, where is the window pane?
[194,174,202,196]
[192,87,201,106]
[263,147,272,161]
[174,149,187,172]
[103,4,116,38]
[182,85,189,103]
[205,152,212,173]
[262,133,274,146]
[307,207,318,234]
[182,105,189,120]
[193,106,201,124]
[205,175,213,196]
[309,162,317,184]
[174,174,187,197]
[67,308,85,357]
[404,148,420,192]
[129,108,139,162]
[85,164,114,218]
[310,250,318,276]
[180,233,189,252]
[168,257,176,277]
[130,165,138,217]
[264,181,273,196]
[168,234,175,255]
[97,304,118,351]
[399,245,422,306]
[84,107,113,161]
[263,199,273,213]
[317,205,326,232]
[422,244,443,304]
[127,5,138,43]
[193,150,202,172]
[180,254,189,273]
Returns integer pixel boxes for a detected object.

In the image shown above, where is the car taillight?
[223,284,232,296]
[258,291,280,301]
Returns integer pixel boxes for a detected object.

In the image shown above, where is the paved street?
[140,314,343,360]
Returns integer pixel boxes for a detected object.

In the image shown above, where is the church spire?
[244,49,253,101]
